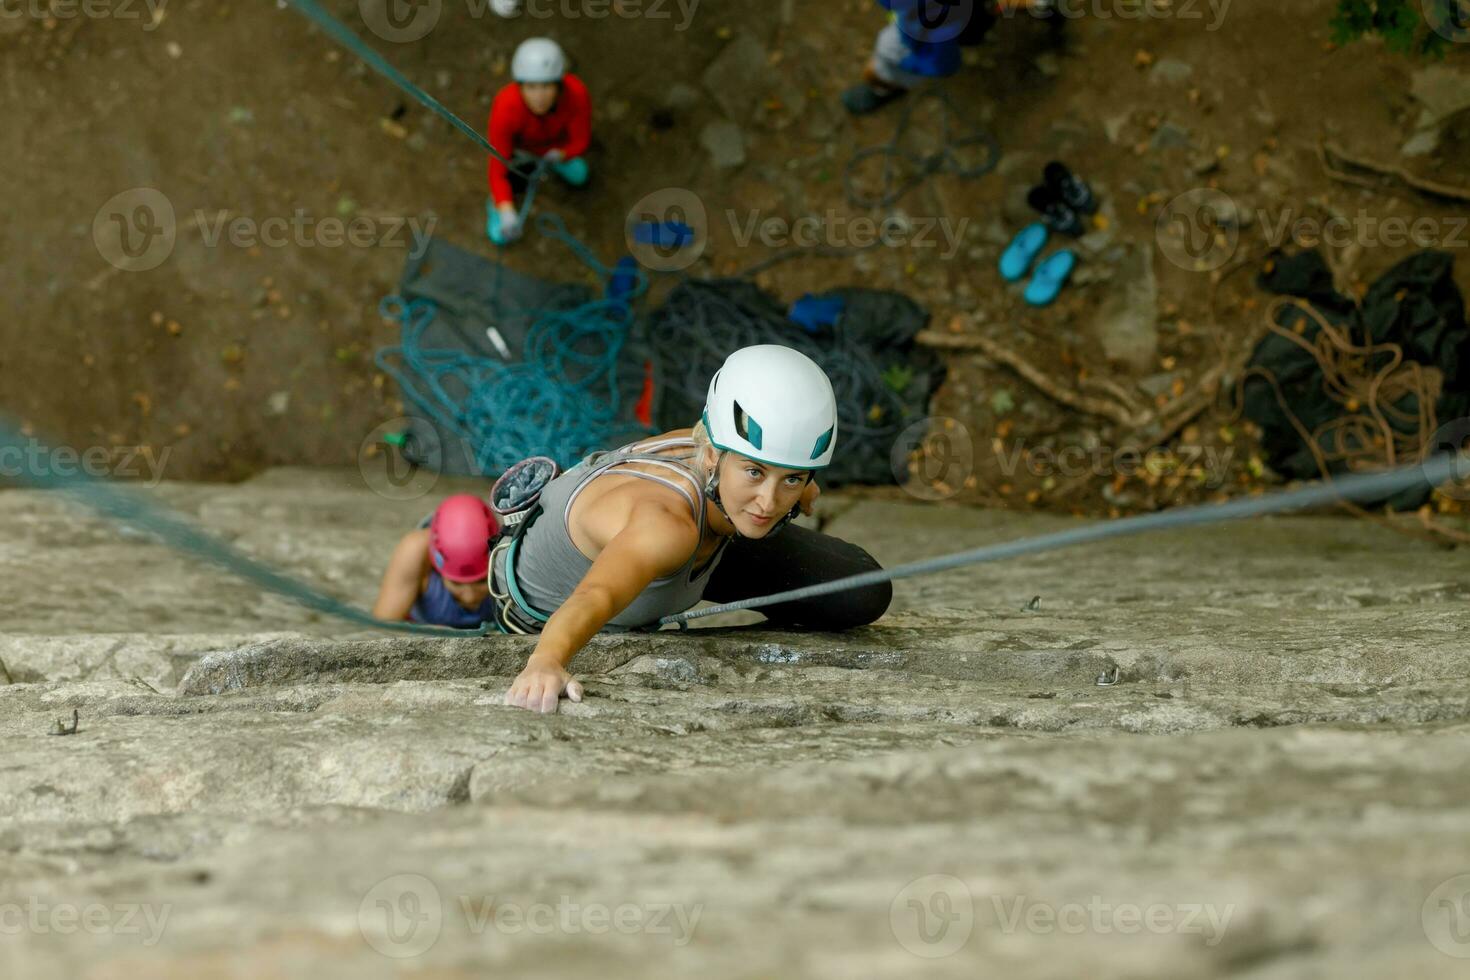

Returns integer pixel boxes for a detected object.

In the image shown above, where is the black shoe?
[1026,184,1085,237]
[841,81,906,116]
[1043,161,1098,216]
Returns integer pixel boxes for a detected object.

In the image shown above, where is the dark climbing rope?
[843,86,1001,210]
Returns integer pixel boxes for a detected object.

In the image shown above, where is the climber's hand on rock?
[504,653,582,714]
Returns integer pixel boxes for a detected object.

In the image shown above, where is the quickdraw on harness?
[486,439,741,633]
[486,455,560,634]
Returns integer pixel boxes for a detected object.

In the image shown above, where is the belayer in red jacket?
[486,37,591,246]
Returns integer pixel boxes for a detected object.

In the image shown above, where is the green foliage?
[1330,0,1456,57]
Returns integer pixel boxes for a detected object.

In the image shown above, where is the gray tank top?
[491,436,728,630]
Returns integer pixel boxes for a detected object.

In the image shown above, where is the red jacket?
[486,74,592,206]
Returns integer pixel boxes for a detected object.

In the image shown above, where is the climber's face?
[707,450,811,539]
[444,576,490,611]
[521,82,558,116]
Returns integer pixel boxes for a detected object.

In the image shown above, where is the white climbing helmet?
[512,38,567,84]
[702,345,838,470]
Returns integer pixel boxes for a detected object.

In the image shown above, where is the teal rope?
[375,215,654,473]
[0,419,492,637]
[283,0,533,177]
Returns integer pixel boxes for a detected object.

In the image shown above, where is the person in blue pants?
[843,0,1057,114]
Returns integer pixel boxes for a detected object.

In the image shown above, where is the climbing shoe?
[1026,184,1085,237]
[841,81,907,116]
[1043,160,1098,215]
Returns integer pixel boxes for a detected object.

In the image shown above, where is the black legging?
[701,524,892,630]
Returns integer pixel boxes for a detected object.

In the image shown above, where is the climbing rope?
[659,451,1470,627]
[1228,297,1470,546]
[10,409,1458,639]
[843,86,1001,210]
[283,0,535,179]
[376,214,653,473]
[0,421,492,637]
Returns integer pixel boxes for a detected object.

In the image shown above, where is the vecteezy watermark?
[890,874,974,958]
[1251,209,1470,253]
[1424,418,1470,502]
[995,0,1231,31]
[727,209,970,262]
[0,898,171,946]
[93,188,435,272]
[93,187,177,273]
[357,874,704,958]
[357,0,698,43]
[358,418,443,502]
[0,0,167,29]
[891,417,976,501]
[995,441,1236,487]
[1424,873,1470,958]
[625,187,709,273]
[1154,188,1241,273]
[988,894,1234,946]
[886,0,981,45]
[1424,0,1470,44]
[483,0,699,28]
[890,875,1234,958]
[0,440,171,488]
[1157,188,1470,273]
[192,209,435,259]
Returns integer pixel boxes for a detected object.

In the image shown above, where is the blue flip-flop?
[1024,250,1077,307]
[1000,222,1049,282]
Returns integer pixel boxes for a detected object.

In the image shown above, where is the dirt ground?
[6,0,1470,519]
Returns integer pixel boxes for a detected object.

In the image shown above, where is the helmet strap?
[703,451,745,540]
[702,453,811,540]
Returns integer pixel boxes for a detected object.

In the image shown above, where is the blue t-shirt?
[409,570,497,630]
[880,0,994,78]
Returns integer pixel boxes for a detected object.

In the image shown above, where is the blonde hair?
[690,419,715,479]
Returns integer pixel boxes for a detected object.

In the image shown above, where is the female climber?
[486,37,592,246]
[372,494,501,629]
[498,345,893,714]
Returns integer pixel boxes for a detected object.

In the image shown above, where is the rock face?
[3,470,1470,977]
[1092,243,1160,373]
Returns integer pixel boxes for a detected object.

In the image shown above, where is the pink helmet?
[428,495,499,583]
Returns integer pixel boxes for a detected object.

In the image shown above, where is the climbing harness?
[487,512,556,635]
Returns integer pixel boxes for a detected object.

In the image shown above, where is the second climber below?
[486,37,592,246]
[499,345,893,714]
